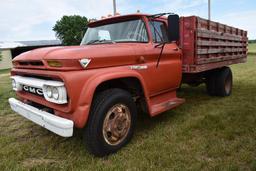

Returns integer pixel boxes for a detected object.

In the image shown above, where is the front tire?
[84,88,137,157]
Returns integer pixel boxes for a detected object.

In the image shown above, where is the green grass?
[0,55,256,171]
[249,43,256,54]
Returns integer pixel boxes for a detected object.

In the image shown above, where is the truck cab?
[8,13,247,156]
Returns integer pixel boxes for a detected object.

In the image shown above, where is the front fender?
[75,68,150,128]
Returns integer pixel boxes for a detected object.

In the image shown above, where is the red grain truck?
[8,13,247,156]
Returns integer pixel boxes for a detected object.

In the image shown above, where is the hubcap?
[225,76,232,94]
[103,104,131,146]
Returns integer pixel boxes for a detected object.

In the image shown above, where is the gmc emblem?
[23,85,44,96]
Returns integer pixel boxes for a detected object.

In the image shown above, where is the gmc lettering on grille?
[23,85,44,96]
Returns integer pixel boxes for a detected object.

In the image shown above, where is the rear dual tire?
[206,67,233,97]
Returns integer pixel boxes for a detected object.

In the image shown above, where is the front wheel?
[84,88,137,157]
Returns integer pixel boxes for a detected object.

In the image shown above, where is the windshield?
[81,19,149,45]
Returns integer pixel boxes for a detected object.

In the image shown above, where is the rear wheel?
[206,71,217,96]
[215,67,233,96]
[205,67,233,97]
[84,88,137,157]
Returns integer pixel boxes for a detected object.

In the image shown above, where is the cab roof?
[88,13,167,27]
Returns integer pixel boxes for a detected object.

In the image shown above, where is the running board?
[149,91,185,117]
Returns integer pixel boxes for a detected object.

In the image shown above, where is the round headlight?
[46,86,53,98]
[52,87,59,100]
[12,79,16,88]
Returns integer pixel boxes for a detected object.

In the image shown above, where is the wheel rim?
[103,104,131,146]
[225,75,232,94]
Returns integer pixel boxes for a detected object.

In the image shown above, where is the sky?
[0,0,255,41]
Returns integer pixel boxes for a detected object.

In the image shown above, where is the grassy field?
[249,43,256,54]
[0,54,255,170]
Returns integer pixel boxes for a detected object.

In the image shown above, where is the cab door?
[133,19,182,96]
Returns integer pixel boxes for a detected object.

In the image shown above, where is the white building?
[0,40,61,70]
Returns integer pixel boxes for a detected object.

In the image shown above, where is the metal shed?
[0,40,61,70]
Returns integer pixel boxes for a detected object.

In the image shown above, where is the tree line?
[0,51,2,62]
[249,40,256,44]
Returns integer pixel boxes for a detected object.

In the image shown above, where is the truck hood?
[13,44,138,70]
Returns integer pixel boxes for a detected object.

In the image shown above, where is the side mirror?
[168,14,180,42]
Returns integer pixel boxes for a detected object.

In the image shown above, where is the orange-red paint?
[11,14,247,128]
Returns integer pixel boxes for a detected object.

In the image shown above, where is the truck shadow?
[132,80,256,138]
[134,85,210,134]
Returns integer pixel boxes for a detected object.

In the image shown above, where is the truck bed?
[180,16,248,73]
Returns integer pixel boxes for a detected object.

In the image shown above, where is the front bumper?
[8,98,74,137]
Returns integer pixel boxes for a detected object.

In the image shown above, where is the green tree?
[53,15,89,46]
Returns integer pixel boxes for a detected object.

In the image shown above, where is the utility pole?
[208,0,211,20]
[113,0,117,15]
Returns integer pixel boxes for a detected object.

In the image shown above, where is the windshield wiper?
[86,39,116,45]
[86,39,100,45]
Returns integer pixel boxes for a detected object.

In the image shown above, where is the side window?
[149,21,168,43]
